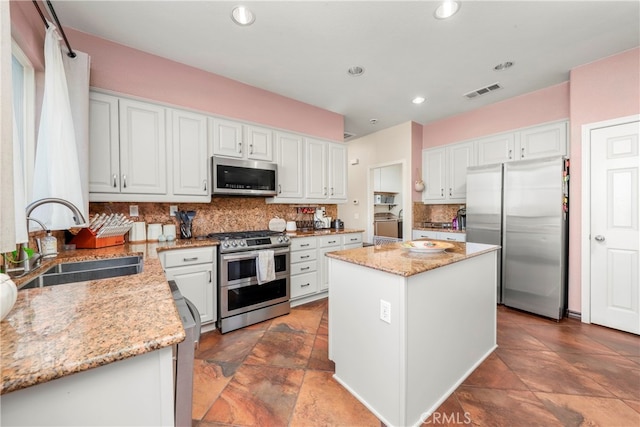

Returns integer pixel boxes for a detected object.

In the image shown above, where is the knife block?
[71,228,126,249]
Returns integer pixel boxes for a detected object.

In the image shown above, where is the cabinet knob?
[449,188,452,196]
[508,149,513,159]
[521,147,525,158]
[278,184,282,194]
[331,187,334,196]
[324,187,327,196]
[122,175,127,188]
[203,180,207,192]
[112,174,117,188]
[440,188,444,197]
[249,143,253,154]
[238,141,242,153]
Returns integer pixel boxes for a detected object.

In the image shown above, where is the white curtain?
[30,23,88,230]
[0,0,17,251]
[13,113,28,243]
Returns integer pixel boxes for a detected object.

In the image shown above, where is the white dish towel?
[256,250,275,285]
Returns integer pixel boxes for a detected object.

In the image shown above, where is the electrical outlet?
[380,299,391,324]
[170,206,178,217]
[129,205,139,217]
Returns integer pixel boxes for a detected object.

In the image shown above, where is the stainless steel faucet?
[25,197,87,227]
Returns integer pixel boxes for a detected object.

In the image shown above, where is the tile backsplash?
[90,199,338,239]
[413,202,465,226]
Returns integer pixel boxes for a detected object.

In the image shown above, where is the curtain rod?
[32,0,76,58]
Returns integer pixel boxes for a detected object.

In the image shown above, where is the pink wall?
[411,121,424,202]
[10,1,343,141]
[568,47,640,311]
[422,83,570,147]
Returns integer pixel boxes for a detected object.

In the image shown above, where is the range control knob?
[231,240,238,247]
[239,240,246,246]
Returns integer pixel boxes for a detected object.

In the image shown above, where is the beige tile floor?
[193,299,640,426]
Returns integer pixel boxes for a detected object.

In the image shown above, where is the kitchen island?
[326,241,499,427]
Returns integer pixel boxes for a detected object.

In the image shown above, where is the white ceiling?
[51,1,640,140]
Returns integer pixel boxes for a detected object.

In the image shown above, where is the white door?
[591,120,639,334]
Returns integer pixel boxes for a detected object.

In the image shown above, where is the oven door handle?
[220,247,289,261]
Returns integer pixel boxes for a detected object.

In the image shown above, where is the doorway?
[582,116,639,334]
[369,161,406,244]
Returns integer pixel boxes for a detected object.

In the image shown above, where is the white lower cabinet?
[289,232,362,303]
[160,246,217,325]
[412,230,466,242]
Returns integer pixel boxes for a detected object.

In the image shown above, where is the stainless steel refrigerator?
[466,156,569,320]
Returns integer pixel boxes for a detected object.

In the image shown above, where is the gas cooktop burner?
[205,230,283,239]
[203,230,290,253]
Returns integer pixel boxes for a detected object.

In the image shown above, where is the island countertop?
[325,241,499,277]
[0,239,217,395]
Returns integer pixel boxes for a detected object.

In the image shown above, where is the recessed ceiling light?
[412,96,426,104]
[493,61,514,71]
[231,6,255,26]
[347,66,365,76]
[434,0,461,20]
[370,119,378,125]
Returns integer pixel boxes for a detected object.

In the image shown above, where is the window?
[11,39,35,204]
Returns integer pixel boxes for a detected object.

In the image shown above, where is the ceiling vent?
[463,82,503,100]
[343,131,356,141]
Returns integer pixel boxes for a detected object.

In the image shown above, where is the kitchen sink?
[19,255,143,290]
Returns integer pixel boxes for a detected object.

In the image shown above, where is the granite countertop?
[1,238,217,395]
[286,228,364,237]
[325,241,499,277]
[412,226,466,234]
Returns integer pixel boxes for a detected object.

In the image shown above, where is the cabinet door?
[245,125,273,161]
[171,109,209,197]
[274,132,304,198]
[119,99,167,194]
[380,164,402,193]
[412,230,439,240]
[164,264,216,324]
[448,142,474,200]
[305,138,328,199]
[89,92,120,193]
[373,168,382,192]
[328,142,347,201]
[422,148,446,201]
[211,118,243,158]
[477,133,515,165]
[518,121,567,160]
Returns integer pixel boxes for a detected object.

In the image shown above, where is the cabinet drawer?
[162,247,214,268]
[412,230,439,240]
[291,272,318,299]
[439,232,466,242]
[342,233,362,245]
[291,237,317,251]
[319,235,341,248]
[291,249,317,264]
[291,260,318,276]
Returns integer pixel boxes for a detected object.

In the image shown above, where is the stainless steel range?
[206,230,291,333]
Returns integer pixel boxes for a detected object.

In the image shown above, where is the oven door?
[219,248,290,318]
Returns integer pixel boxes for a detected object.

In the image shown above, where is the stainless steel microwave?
[211,156,278,196]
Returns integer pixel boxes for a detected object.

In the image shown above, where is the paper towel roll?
[129,222,146,242]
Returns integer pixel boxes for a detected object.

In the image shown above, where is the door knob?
[594,235,605,242]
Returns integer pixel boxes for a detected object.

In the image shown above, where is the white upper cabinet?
[273,131,304,199]
[518,121,568,160]
[477,121,568,166]
[328,142,347,201]
[305,138,348,202]
[373,164,402,193]
[170,109,209,199]
[476,133,516,165]
[89,91,211,203]
[211,118,273,161]
[89,92,120,194]
[422,141,474,203]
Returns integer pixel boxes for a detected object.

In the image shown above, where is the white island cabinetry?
[328,242,498,426]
